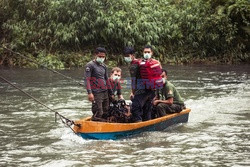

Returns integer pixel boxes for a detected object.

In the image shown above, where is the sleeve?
[105,67,113,95]
[130,63,139,78]
[157,60,162,69]
[166,86,174,99]
[130,63,140,92]
[84,63,93,94]
[154,59,162,75]
[117,81,122,95]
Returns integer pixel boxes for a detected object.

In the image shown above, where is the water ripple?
[1,66,249,166]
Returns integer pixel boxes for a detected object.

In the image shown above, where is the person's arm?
[159,61,162,69]
[130,75,136,95]
[153,86,174,106]
[116,81,124,99]
[84,64,94,102]
[130,78,136,100]
[153,97,173,106]
[118,94,124,100]
[130,63,140,99]
[153,89,160,105]
[153,89,160,101]
[105,67,114,96]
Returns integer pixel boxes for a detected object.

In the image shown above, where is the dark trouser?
[91,91,109,121]
[155,103,185,117]
[131,90,155,122]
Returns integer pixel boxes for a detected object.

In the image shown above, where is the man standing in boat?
[84,47,114,121]
[126,45,162,122]
[153,69,186,117]
[123,47,141,100]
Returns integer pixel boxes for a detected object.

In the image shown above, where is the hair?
[124,47,135,55]
[95,47,106,54]
[162,69,168,75]
[144,45,153,51]
[111,67,122,74]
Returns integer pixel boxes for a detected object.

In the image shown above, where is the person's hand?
[110,95,115,102]
[118,95,124,100]
[153,100,159,106]
[130,92,134,100]
[88,93,94,102]
[153,96,158,101]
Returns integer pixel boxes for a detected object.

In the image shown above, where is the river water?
[0,65,249,167]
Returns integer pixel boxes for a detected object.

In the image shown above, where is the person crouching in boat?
[108,67,124,101]
[152,69,186,118]
[84,47,114,122]
[107,67,132,123]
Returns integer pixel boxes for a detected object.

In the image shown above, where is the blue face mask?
[143,53,151,59]
[96,57,105,64]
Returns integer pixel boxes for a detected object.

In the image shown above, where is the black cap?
[124,47,135,55]
[95,47,106,54]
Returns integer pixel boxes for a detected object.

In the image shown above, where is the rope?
[2,46,84,86]
[0,76,81,132]
[55,112,81,134]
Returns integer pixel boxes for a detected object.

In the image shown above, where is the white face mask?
[143,53,151,59]
[96,57,105,64]
[162,78,166,84]
[124,57,132,63]
[112,75,120,81]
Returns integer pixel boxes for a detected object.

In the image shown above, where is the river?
[0,65,249,167]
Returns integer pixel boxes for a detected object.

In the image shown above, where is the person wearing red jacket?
[129,45,162,122]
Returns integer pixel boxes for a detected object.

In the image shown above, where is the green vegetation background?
[0,0,249,68]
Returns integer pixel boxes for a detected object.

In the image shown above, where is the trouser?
[91,91,109,121]
[131,90,155,122]
[155,103,185,117]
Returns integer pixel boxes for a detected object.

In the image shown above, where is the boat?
[73,108,191,140]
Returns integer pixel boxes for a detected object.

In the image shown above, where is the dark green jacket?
[156,81,184,105]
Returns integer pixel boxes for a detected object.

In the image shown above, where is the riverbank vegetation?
[0,0,249,68]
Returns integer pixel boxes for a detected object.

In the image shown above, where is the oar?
[0,76,81,131]
[2,46,84,86]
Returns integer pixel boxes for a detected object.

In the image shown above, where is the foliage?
[0,0,249,68]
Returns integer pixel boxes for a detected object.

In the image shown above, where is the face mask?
[143,53,151,59]
[96,57,105,64]
[112,76,120,81]
[162,78,166,84]
[124,57,132,63]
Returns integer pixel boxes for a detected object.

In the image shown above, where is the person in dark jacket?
[124,45,162,122]
[84,47,113,121]
[123,46,141,100]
